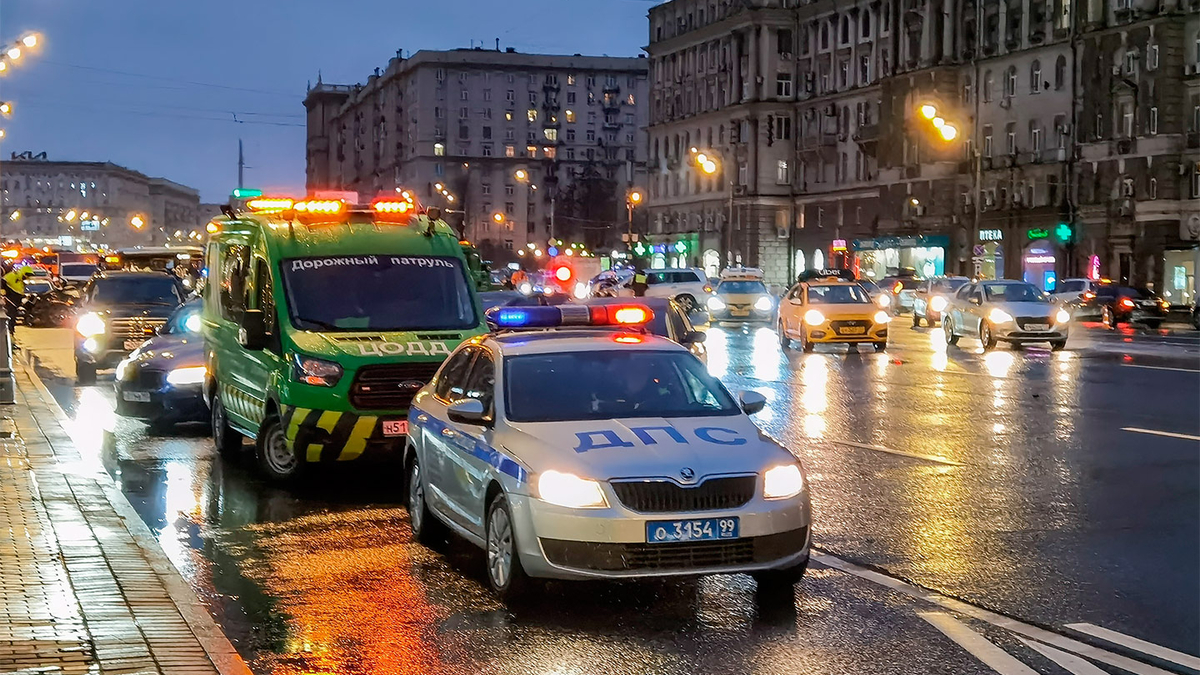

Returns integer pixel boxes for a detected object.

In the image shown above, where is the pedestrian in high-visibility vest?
[2,265,34,336]
[630,268,649,297]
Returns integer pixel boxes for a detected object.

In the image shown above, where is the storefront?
[1022,244,1058,291]
[853,235,949,280]
[1162,247,1197,306]
[975,228,1005,279]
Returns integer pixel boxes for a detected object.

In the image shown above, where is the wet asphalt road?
[21,320,1200,675]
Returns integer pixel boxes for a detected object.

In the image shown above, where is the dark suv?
[73,271,185,384]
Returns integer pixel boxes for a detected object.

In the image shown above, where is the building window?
[1030,60,1041,93]
[527,109,538,122]
[435,106,444,119]
[839,61,849,88]
[586,129,596,141]
[1030,122,1043,153]
[840,15,850,43]
[980,127,992,160]
[586,75,595,87]
[505,202,515,214]
[775,115,792,140]
[1005,123,1016,154]
[983,71,994,102]
[566,148,576,160]
[483,89,492,101]
[625,113,635,124]
[1149,106,1158,135]
[820,21,830,50]
[1004,67,1017,97]
[527,145,538,158]
[459,107,469,119]
[505,145,515,157]
[461,89,469,101]
[435,162,444,176]
[566,129,576,141]
[737,162,748,185]
[481,183,491,196]
[860,55,871,83]
[1149,177,1158,199]
[1055,115,1068,147]
[482,144,493,157]
[433,142,445,156]
[1124,51,1138,74]
[862,11,872,38]
[505,128,514,141]
[1122,103,1133,137]
[1055,56,1066,90]
[1148,44,1159,70]
[459,125,470,140]
[544,128,558,141]
[482,126,492,139]
[776,72,793,97]
[777,160,790,184]
[565,110,576,123]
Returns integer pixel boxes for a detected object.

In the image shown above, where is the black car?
[1079,284,1169,329]
[114,299,207,428]
[581,296,708,362]
[73,271,186,384]
[20,284,81,327]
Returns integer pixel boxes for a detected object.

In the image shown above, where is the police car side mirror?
[738,390,767,415]
[682,330,707,345]
[448,399,490,427]
[238,310,267,351]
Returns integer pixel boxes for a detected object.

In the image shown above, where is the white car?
[613,268,711,313]
[404,304,813,598]
[943,279,1071,351]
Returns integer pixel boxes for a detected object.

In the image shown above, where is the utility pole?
[238,139,245,190]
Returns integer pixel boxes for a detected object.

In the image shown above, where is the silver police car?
[404,304,812,599]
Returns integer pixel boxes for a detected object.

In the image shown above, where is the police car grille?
[539,528,807,572]
[109,317,166,340]
[349,363,442,410]
[610,476,756,513]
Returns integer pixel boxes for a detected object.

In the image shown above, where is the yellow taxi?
[777,269,891,352]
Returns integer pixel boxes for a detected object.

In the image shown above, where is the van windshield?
[281,255,478,332]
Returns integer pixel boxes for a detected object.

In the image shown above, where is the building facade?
[0,153,203,248]
[647,0,1200,298]
[304,48,649,261]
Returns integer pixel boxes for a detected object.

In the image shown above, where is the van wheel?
[800,332,815,353]
[874,342,888,352]
[211,394,244,457]
[486,493,531,599]
[1050,340,1067,351]
[255,413,302,483]
[75,360,96,385]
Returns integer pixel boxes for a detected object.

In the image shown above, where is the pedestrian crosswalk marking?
[1064,623,1200,671]
[1018,638,1110,675]
[919,611,1040,675]
[1121,427,1200,442]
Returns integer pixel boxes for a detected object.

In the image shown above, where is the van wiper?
[296,317,344,331]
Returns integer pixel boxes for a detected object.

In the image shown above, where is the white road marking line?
[813,552,1174,675]
[1064,623,1200,671]
[1121,364,1200,374]
[919,611,1040,675]
[830,439,966,466]
[1018,638,1110,675]
[1121,427,1200,442]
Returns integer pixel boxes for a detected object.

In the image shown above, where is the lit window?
[505,145,515,157]
[628,94,636,105]
[544,128,558,141]
[527,145,538,157]
[565,110,576,123]
[433,142,445,156]
[505,111,514,121]
[527,109,538,122]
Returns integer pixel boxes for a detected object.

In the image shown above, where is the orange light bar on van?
[293,199,344,215]
[246,197,295,213]
[371,199,411,214]
[206,221,220,233]
[1,249,18,259]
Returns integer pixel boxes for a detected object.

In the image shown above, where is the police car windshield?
[982,283,1046,303]
[504,350,739,422]
[807,284,872,304]
[718,280,767,294]
[282,255,477,332]
[90,277,182,305]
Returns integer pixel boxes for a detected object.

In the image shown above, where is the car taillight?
[1119,298,1135,309]
[1082,291,1095,300]
[703,284,713,294]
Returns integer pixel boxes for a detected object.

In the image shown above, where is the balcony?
[799,133,838,152]
[1113,137,1137,155]
[853,123,879,146]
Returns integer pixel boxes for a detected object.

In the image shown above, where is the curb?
[17,352,254,675]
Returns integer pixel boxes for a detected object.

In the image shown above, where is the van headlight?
[930,296,947,312]
[804,309,825,326]
[166,365,207,386]
[537,470,608,508]
[754,296,773,311]
[763,464,805,500]
[76,312,106,337]
[707,296,727,311]
[292,354,343,387]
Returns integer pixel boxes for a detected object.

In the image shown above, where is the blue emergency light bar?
[487,304,654,329]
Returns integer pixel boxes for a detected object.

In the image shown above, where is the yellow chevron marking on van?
[286,407,310,441]
[338,416,378,461]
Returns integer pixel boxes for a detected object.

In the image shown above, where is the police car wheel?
[486,493,529,598]
[211,395,244,457]
[255,415,301,482]
[753,557,809,592]
[1051,340,1067,351]
[406,454,444,545]
[75,360,96,385]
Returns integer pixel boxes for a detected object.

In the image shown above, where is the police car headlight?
[166,365,206,386]
[804,309,825,326]
[763,464,805,500]
[1055,308,1071,325]
[537,470,608,509]
[989,308,1014,324]
[184,313,202,333]
[874,311,891,324]
[707,296,726,311]
[876,294,892,307]
[76,312,106,337]
[754,296,773,311]
[293,354,343,387]
[930,296,948,312]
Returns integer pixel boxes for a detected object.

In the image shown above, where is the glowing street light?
[931,116,946,129]
[0,102,11,116]
[514,169,529,182]
[628,189,643,205]
[6,47,20,61]
[130,215,145,228]
[21,34,38,48]
[492,212,505,224]
[909,198,921,207]
[920,104,938,120]
[939,124,959,141]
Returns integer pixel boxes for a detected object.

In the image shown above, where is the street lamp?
[130,215,145,229]
[0,102,11,116]
[492,212,505,224]
[514,169,528,182]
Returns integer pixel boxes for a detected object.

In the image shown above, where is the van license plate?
[123,339,143,350]
[382,420,408,437]
[122,391,150,403]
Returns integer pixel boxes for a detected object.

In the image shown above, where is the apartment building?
[647,0,1199,298]
[305,47,649,260]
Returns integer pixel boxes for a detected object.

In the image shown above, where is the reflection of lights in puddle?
[993,423,1005,434]
[803,414,826,438]
[66,388,115,470]
[705,329,731,377]
[983,351,1014,378]
[157,461,201,569]
[751,327,782,378]
[931,351,948,372]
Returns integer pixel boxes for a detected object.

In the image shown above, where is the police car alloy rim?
[487,506,513,589]
[263,425,297,475]
[408,461,425,534]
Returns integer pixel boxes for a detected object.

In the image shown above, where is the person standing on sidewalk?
[3,265,34,336]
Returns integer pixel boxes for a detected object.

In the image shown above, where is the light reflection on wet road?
[25,322,1200,674]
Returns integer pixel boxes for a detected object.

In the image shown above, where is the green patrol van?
[203,197,487,482]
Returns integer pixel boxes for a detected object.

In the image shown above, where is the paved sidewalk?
[1,357,249,675]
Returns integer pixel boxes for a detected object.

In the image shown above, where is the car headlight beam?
[763,464,805,500]
[707,296,726,311]
[184,313,202,333]
[877,294,892,308]
[166,365,207,386]
[76,312,106,337]
[930,296,947,312]
[874,310,891,324]
[1055,308,1071,325]
[804,309,825,326]
[537,470,608,508]
[754,296,773,311]
[988,308,1014,324]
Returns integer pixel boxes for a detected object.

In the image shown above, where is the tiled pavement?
[1,358,250,675]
